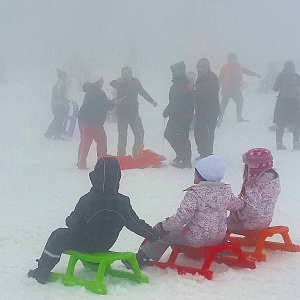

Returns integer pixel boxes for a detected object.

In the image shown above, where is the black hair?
[195,168,207,182]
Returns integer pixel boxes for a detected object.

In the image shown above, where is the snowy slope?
[1,66,300,300]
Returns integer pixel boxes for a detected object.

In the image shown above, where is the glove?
[153,222,170,238]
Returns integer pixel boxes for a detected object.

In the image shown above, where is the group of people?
[28,147,280,284]
[44,53,300,171]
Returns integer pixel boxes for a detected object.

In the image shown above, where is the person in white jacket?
[133,155,244,266]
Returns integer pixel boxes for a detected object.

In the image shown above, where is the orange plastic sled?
[107,145,166,170]
[227,226,300,262]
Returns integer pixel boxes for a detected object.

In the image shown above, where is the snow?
[1,66,300,300]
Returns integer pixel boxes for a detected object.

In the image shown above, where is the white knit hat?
[195,155,226,182]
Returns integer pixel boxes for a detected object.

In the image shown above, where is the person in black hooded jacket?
[77,78,118,169]
[28,157,160,284]
[163,61,194,168]
[194,58,220,159]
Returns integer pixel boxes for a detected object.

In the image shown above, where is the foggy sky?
[1,0,300,72]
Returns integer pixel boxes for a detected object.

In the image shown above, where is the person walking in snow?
[44,69,69,140]
[110,66,158,157]
[194,58,220,160]
[163,61,194,169]
[28,157,161,284]
[129,155,243,267]
[227,148,281,231]
[218,53,261,125]
[77,77,119,170]
[256,62,278,94]
[272,61,300,151]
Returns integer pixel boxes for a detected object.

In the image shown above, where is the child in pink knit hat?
[227,148,281,231]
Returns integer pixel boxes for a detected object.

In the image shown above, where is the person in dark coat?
[194,58,220,160]
[110,67,158,157]
[273,61,300,150]
[218,53,261,124]
[28,157,161,284]
[44,69,69,139]
[163,61,194,168]
[77,78,118,169]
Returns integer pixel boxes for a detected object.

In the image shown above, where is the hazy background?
[1,0,300,77]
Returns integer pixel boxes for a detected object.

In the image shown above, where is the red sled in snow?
[107,145,166,170]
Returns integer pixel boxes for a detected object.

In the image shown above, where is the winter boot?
[277,143,287,150]
[122,250,151,270]
[172,160,192,169]
[170,156,181,166]
[237,117,249,122]
[293,142,300,150]
[27,253,59,284]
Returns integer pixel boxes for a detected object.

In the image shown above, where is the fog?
[1,0,300,75]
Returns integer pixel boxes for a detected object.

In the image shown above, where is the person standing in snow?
[163,61,194,169]
[77,77,119,170]
[128,155,243,267]
[28,157,161,284]
[194,58,220,160]
[44,69,69,140]
[256,62,278,94]
[272,61,300,150]
[218,53,261,125]
[227,148,281,231]
[110,66,158,157]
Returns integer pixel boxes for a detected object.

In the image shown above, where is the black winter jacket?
[163,75,194,124]
[65,157,157,252]
[273,72,300,124]
[110,77,154,117]
[194,71,220,121]
[78,82,115,127]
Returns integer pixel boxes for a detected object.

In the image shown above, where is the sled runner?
[227,226,300,262]
[50,250,148,295]
[64,100,79,138]
[143,241,255,280]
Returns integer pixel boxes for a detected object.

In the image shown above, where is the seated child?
[227,148,281,231]
[133,155,243,266]
[28,157,160,284]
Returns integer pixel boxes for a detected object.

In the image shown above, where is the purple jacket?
[228,172,281,230]
[162,182,243,247]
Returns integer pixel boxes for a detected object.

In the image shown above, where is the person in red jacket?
[77,78,118,170]
[218,53,261,125]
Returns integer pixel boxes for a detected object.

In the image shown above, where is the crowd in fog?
[44,52,300,171]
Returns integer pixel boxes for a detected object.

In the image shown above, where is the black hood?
[82,82,99,93]
[89,157,121,194]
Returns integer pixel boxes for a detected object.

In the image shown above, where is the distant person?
[44,69,69,140]
[272,61,300,150]
[77,77,119,170]
[163,61,194,168]
[227,148,280,230]
[218,53,261,125]
[256,62,278,94]
[194,58,220,160]
[28,157,161,284]
[125,155,243,268]
[110,67,158,157]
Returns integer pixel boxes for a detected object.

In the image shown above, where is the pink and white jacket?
[162,182,243,247]
[228,172,281,230]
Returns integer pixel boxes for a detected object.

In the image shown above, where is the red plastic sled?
[107,145,166,170]
[145,241,255,280]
